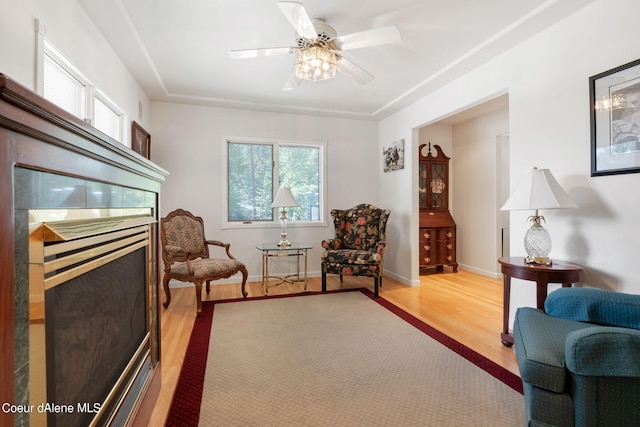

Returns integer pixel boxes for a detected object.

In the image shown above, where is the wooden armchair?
[160,209,247,315]
[321,203,390,297]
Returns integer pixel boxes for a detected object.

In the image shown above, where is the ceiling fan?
[228,1,401,90]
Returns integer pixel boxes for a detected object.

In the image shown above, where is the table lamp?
[500,167,578,265]
[271,187,300,246]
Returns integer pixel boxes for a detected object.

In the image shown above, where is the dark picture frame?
[131,121,151,160]
[590,58,640,176]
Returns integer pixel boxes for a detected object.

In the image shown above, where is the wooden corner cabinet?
[419,143,458,272]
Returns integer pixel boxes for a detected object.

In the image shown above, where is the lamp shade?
[500,168,578,211]
[271,187,300,208]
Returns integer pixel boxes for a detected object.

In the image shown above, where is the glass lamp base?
[524,221,552,265]
[525,256,552,266]
[277,239,291,247]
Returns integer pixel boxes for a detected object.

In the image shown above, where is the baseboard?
[168,270,419,288]
[383,270,418,287]
[458,263,501,279]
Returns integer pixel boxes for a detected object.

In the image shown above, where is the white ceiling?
[78,0,595,121]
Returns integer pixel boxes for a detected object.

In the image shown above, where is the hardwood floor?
[145,269,519,426]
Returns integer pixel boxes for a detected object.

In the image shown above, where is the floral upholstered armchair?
[321,203,390,297]
[160,209,247,316]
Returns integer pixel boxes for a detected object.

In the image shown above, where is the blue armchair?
[514,287,640,426]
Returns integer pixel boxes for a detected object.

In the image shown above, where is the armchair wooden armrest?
[206,239,238,260]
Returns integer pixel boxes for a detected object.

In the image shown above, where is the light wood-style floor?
[146,269,519,426]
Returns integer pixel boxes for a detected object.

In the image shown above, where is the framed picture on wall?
[132,121,151,160]
[590,58,640,176]
[383,139,405,172]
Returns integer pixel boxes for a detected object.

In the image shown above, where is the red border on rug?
[359,288,524,394]
[165,288,522,426]
[163,303,215,427]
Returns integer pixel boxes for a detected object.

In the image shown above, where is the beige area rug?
[167,290,525,426]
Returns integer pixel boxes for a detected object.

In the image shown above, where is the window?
[41,39,125,143]
[93,93,123,142]
[228,142,273,221]
[225,138,325,227]
[43,45,88,120]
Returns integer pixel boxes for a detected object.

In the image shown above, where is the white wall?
[150,102,379,282]
[4,0,639,315]
[376,126,419,285]
[380,0,640,327]
[0,0,151,143]
[452,108,509,276]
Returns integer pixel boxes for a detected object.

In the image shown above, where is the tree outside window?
[227,141,322,223]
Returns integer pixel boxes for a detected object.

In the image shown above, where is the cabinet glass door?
[419,163,428,209]
[430,164,447,209]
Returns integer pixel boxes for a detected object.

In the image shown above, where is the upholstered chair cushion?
[170,258,246,278]
[321,250,383,278]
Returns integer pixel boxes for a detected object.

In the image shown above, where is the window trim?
[36,27,127,144]
[221,136,327,230]
[93,88,126,142]
[42,39,92,122]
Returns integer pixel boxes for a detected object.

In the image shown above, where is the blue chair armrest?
[566,326,640,377]
[545,287,640,329]
[514,307,592,392]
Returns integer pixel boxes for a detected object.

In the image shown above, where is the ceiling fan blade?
[283,72,302,91]
[229,47,294,59]
[337,56,375,85]
[277,1,317,40]
[332,26,401,51]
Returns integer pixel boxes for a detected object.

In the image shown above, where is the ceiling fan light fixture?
[295,46,337,82]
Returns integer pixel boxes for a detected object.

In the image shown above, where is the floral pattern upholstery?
[170,258,245,278]
[321,204,390,297]
[161,209,247,315]
[162,215,208,261]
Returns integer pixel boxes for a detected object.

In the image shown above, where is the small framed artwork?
[383,139,405,172]
[590,58,640,176]
[132,121,151,160]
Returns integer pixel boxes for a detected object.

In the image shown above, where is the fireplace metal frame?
[1,73,168,426]
[28,208,156,426]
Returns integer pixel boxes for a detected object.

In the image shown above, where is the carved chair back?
[160,209,209,266]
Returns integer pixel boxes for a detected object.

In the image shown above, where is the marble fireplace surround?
[0,74,168,426]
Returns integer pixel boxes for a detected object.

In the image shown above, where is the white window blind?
[43,52,87,120]
[94,96,122,141]
[41,39,126,144]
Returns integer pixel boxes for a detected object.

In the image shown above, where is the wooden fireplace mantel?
[0,74,168,426]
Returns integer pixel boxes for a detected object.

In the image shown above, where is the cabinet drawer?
[420,246,433,265]
[419,226,456,268]
[437,228,455,240]
[420,229,434,241]
[436,253,456,264]
[436,241,455,253]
